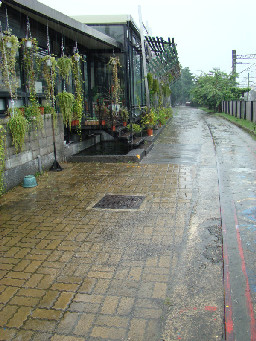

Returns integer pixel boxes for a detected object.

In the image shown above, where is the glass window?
[0,99,5,111]
[91,25,124,44]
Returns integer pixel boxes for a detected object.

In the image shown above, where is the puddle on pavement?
[75,140,131,156]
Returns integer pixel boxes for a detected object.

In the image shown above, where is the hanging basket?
[46,58,52,67]
[6,41,12,48]
[25,40,32,48]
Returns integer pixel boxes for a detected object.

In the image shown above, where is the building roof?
[73,14,140,34]
[4,0,121,50]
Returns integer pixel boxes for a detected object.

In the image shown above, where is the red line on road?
[234,204,256,341]
[223,221,234,340]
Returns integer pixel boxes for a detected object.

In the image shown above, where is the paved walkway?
[0,108,223,341]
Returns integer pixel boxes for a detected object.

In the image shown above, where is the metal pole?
[138,5,150,108]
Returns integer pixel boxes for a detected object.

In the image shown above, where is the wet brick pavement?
[0,107,225,340]
[0,161,198,340]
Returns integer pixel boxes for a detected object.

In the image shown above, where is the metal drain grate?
[93,194,145,209]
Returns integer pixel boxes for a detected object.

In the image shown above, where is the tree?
[170,67,194,105]
[191,69,249,111]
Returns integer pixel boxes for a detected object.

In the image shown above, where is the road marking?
[234,203,256,341]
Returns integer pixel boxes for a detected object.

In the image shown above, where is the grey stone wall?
[2,113,65,191]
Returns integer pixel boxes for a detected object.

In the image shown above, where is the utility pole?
[232,50,236,77]
[138,5,150,108]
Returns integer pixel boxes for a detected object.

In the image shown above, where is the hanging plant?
[147,72,153,90]
[21,37,40,95]
[0,31,20,99]
[152,78,159,94]
[42,55,57,125]
[7,108,28,153]
[57,91,74,129]
[42,55,57,100]
[24,99,43,131]
[21,37,43,131]
[108,56,121,105]
[57,56,72,84]
[0,124,6,195]
[120,107,129,123]
[72,53,83,132]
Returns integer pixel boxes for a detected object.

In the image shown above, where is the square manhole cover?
[93,194,145,209]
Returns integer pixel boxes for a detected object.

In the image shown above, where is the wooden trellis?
[145,36,181,84]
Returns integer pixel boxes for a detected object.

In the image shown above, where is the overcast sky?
[39,0,256,85]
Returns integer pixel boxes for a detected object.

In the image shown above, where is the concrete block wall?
[1,114,65,191]
[222,100,256,123]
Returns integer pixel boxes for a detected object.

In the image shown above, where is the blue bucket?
[23,175,37,188]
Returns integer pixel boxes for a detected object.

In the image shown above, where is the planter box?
[84,120,99,126]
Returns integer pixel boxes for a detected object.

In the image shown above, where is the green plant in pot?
[57,56,72,84]
[57,91,75,129]
[141,107,157,130]
[157,107,167,126]
[42,55,57,125]
[0,30,20,101]
[0,124,6,195]
[127,123,142,135]
[21,37,40,96]
[24,99,43,131]
[120,107,129,125]
[72,53,83,132]
[7,108,28,153]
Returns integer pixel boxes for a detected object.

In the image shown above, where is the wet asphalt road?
[143,106,256,340]
[0,106,255,341]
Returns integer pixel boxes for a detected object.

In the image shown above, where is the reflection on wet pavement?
[0,107,244,340]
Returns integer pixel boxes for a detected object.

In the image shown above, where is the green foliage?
[57,56,72,83]
[0,124,6,195]
[127,123,142,134]
[7,110,28,153]
[24,99,43,131]
[147,73,153,89]
[57,91,75,129]
[152,78,159,94]
[0,31,20,99]
[42,55,57,125]
[120,107,129,122]
[141,107,158,129]
[42,56,57,103]
[170,67,194,105]
[108,56,121,105]
[21,37,40,96]
[72,53,83,132]
[190,69,247,110]
[157,107,167,125]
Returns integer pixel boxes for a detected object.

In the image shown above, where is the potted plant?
[7,108,28,153]
[42,55,57,124]
[157,107,167,127]
[57,91,75,129]
[141,107,157,136]
[72,53,83,132]
[101,103,109,126]
[57,56,72,84]
[127,123,142,136]
[0,30,20,100]
[21,37,40,96]
[24,100,43,131]
[120,107,129,126]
